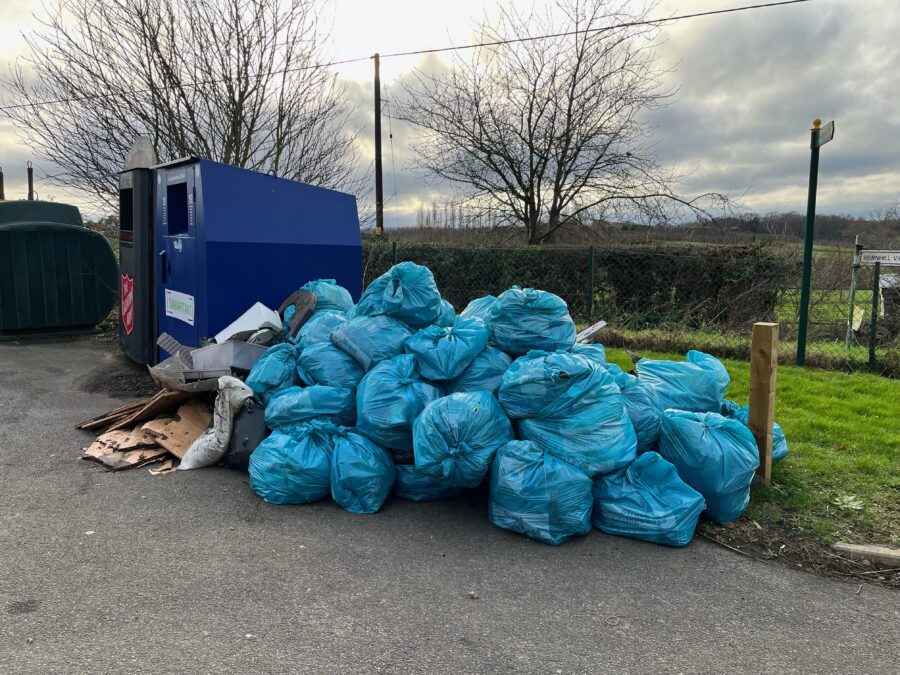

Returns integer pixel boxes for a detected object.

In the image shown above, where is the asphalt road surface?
[1,338,897,674]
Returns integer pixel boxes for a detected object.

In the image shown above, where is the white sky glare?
[1,0,898,224]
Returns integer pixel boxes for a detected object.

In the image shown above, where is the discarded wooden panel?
[149,458,179,475]
[141,399,212,459]
[107,390,195,432]
[76,398,149,430]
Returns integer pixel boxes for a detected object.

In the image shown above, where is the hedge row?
[362,241,798,329]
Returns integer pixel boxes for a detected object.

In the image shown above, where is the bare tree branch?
[1,0,363,212]
[396,0,732,244]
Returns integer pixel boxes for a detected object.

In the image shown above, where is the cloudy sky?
[1,0,898,225]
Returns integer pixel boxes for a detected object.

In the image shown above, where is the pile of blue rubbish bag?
[244,262,788,547]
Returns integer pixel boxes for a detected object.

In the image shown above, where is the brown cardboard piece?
[107,390,195,432]
[82,441,168,470]
[141,399,212,459]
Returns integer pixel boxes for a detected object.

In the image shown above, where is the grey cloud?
[645,0,900,215]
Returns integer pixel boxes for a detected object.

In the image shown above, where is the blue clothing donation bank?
[118,157,360,364]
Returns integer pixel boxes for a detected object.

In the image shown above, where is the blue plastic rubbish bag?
[331,315,414,370]
[245,343,299,404]
[459,294,497,324]
[403,317,489,381]
[435,299,456,327]
[296,341,365,390]
[264,385,356,430]
[299,278,354,313]
[571,343,607,368]
[658,410,759,524]
[356,355,442,451]
[394,464,463,501]
[592,451,706,547]
[499,351,636,477]
[489,287,576,355]
[636,350,730,413]
[488,440,593,546]
[729,404,789,464]
[612,370,664,454]
[413,391,514,488]
[248,421,337,504]
[297,311,347,347]
[353,262,442,328]
[330,428,396,514]
[444,346,513,396]
[720,398,741,417]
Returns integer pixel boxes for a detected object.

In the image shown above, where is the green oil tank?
[0,200,118,335]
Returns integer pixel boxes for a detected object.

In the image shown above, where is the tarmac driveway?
[0,339,897,674]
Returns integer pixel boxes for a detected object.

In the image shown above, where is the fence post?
[392,240,397,266]
[845,235,862,350]
[749,322,778,486]
[587,246,595,323]
[869,262,881,369]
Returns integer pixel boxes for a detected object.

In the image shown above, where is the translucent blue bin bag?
[299,278,354,313]
[297,311,348,347]
[592,451,706,547]
[413,391,514,488]
[331,315,414,371]
[499,351,637,477]
[658,410,759,524]
[489,287,576,355]
[435,299,457,327]
[731,405,789,463]
[570,343,606,368]
[488,440,593,546]
[636,350,730,413]
[264,385,356,430]
[353,262,442,328]
[612,370,664,454]
[296,341,365,390]
[459,294,497,325]
[444,346,513,396]
[356,355,442,451]
[720,399,741,417]
[394,464,463,501]
[330,428,396,514]
[248,421,337,504]
[404,317,489,381]
[245,343,299,404]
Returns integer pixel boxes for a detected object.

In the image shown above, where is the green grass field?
[606,348,900,546]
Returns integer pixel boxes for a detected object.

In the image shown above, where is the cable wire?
[380,0,814,58]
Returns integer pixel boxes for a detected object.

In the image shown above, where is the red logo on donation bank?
[121,274,135,335]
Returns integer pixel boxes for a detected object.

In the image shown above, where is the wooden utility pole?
[748,322,778,485]
[373,53,384,237]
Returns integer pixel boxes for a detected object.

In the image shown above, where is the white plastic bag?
[180,376,253,470]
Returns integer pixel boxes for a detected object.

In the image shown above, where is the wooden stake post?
[748,322,778,485]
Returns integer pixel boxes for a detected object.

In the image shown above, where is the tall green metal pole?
[796,119,823,366]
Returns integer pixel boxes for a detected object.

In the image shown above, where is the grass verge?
[606,347,900,586]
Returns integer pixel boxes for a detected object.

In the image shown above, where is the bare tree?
[1,0,360,209]
[396,0,727,244]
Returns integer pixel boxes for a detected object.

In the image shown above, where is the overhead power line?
[380,0,815,59]
[0,0,815,113]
